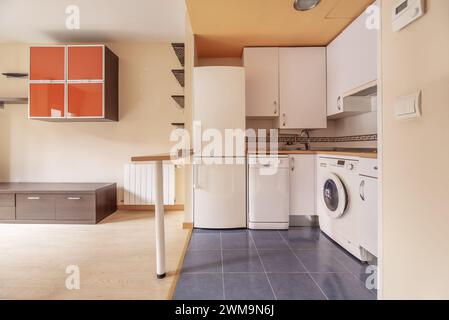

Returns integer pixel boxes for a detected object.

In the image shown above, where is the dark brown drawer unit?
[0,193,15,220]
[16,194,55,220]
[0,183,117,224]
[55,194,95,221]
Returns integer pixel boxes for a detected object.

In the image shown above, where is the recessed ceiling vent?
[294,0,321,11]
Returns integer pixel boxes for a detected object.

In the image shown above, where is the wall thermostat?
[392,0,425,32]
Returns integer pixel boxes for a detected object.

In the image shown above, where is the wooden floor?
[0,211,191,299]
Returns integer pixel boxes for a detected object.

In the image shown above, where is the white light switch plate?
[395,91,421,119]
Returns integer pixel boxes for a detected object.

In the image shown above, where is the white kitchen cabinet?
[278,47,327,129]
[243,47,279,118]
[358,158,378,257]
[327,3,378,118]
[289,155,316,216]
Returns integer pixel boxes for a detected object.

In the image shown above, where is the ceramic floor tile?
[222,249,263,273]
[188,233,221,251]
[173,273,223,300]
[258,250,306,273]
[267,273,326,300]
[294,250,348,273]
[223,273,275,300]
[182,250,222,274]
[251,232,289,250]
[310,273,376,300]
[280,228,339,250]
[221,233,255,250]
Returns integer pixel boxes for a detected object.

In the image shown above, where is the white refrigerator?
[193,66,246,229]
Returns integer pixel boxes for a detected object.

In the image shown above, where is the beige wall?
[183,14,196,222]
[0,43,185,204]
[380,0,449,298]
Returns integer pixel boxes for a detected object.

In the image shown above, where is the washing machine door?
[322,173,348,218]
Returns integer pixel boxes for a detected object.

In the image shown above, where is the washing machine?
[316,156,367,261]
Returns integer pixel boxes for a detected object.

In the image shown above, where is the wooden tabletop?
[131,149,193,162]
[0,182,115,193]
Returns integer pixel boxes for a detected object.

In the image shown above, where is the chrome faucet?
[299,129,311,151]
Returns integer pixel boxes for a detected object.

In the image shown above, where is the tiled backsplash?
[247,134,377,143]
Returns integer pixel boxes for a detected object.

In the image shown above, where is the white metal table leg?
[154,160,166,279]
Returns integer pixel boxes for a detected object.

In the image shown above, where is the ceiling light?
[293,0,321,11]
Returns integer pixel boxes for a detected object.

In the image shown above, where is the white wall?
[0,43,185,204]
[380,0,449,299]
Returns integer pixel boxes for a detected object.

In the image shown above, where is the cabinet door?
[359,176,378,256]
[327,6,377,117]
[30,46,65,81]
[68,83,103,117]
[29,83,65,118]
[193,158,246,229]
[243,48,279,117]
[279,48,327,129]
[68,46,104,80]
[289,155,316,216]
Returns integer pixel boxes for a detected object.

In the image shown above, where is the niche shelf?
[171,69,184,87]
[171,43,185,67]
[171,95,185,109]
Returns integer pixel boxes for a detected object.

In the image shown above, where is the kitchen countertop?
[0,182,115,193]
[248,150,378,159]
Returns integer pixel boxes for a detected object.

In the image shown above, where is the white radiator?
[124,163,175,205]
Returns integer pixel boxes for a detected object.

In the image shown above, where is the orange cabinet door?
[68,46,104,80]
[68,83,103,117]
[29,84,65,118]
[30,47,65,81]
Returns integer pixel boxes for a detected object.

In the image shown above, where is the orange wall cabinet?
[30,46,65,81]
[29,45,118,121]
[29,83,65,118]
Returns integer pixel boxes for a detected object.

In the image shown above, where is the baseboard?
[289,215,319,227]
[182,222,193,229]
[117,204,184,211]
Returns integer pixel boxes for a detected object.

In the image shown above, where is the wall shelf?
[171,43,185,67]
[172,69,184,87]
[0,97,28,108]
[2,72,28,78]
[171,95,185,109]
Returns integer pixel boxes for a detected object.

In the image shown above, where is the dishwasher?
[248,155,290,230]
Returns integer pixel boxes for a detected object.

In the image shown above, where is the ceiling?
[186,0,375,58]
[0,0,186,43]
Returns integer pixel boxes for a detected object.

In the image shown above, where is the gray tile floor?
[173,228,377,300]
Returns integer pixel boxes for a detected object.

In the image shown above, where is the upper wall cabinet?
[243,47,279,118]
[68,46,104,80]
[277,47,327,129]
[30,46,65,81]
[327,8,377,119]
[29,45,119,121]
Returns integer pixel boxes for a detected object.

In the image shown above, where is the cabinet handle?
[290,157,295,171]
[337,96,342,111]
[274,100,277,115]
[67,197,81,200]
[282,113,286,127]
[359,180,365,201]
[193,164,200,189]
[27,196,40,200]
